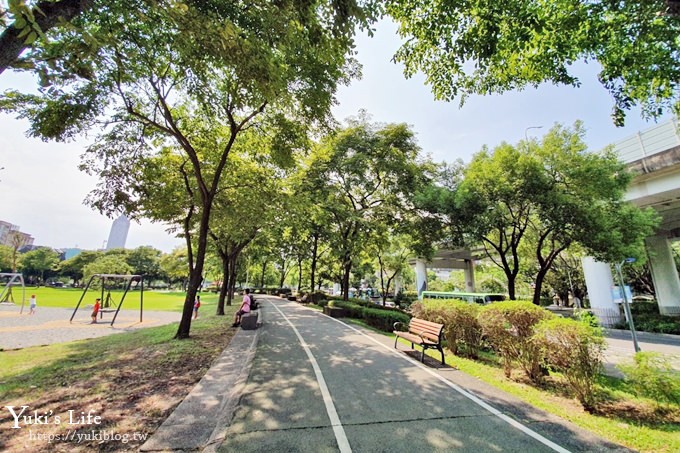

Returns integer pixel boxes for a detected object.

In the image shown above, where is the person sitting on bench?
[232,289,251,327]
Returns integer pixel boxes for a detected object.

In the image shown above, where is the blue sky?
[0,19,671,253]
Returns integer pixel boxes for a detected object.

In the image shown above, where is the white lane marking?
[269,301,352,453]
[322,314,571,453]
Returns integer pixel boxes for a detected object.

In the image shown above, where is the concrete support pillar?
[646,236,680,316]
[393,275,402,295]
[415,259,428,299]
[582,257,622,327]
[464,259,476,293]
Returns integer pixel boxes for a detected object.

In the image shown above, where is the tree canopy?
[386,0,680,125]
[421,122,659,303]
[1,0,377,338]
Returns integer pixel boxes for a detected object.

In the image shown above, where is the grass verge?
[344,318,679,453]
[0,306,238,452]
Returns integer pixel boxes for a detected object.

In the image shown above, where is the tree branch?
[0,0,94,74]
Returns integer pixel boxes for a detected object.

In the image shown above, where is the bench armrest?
[393,321,406,331]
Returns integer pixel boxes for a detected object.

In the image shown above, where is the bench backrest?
[408,318,444,343]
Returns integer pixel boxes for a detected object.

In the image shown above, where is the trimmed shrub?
[630,301,659,315]
[534,318,605,412]
[617,352,680,406]
[418,299,483,358]
[309,291,327,303]
[394,290,416,309]
[478,300,555,382]
[330,301,410,332]
[574,309,600,328]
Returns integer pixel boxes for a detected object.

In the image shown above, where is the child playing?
[91,298,101,324]
[29,294,37,315]
[193,295,201,320]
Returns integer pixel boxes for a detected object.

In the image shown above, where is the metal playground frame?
[0,273,26,312]
[69,274,144,326]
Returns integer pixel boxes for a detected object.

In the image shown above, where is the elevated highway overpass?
[585,117,680,324]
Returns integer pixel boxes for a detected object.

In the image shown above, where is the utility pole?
[614,260,641,352]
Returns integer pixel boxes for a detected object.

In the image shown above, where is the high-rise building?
[106,215,130,250]
[0,220,34,247]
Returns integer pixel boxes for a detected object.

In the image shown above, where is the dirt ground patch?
[0,312,237,452]
[0,304,180,350]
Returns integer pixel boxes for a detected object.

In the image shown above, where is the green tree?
[6,230,28,272]
[372,232,411,305]
[20,246,60,284]
[159,247,189,289]
[456,142,540,300]
[126,246,163,280]
[82,254,133,282]
[524,123,658,304]
[2,1,376,339]
[306,114,429,299]
[58,250,102,285]
[386,0,680,125]
[208,150,282,313]
[0,244,12,272]
[439,122,658,303]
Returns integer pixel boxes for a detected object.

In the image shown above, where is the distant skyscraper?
[106,215,130,250]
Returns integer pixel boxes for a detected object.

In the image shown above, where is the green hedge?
[414,300,483,358]
[330,301,410,332]
[615,313,680,335]
[418,298,611,410]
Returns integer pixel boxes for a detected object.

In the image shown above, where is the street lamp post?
[524,125,543,141]
[614,259,641,353]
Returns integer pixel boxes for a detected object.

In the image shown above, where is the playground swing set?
[0,273,26,312]
[70,274,144,326]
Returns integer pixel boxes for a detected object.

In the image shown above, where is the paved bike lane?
[213,299,623,452]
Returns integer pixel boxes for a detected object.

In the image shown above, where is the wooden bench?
[393,318,445,365]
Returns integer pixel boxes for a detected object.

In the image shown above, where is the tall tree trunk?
[176,200,212,339]
[310,232,319,293]
[228,254,238,305]
[533,267,549,306]
[297,258,303,293]
[260,260,267,288]
[278,257,288,288]
[341,252,352,301]
[506,272,517,300]
[378,254,386,305]
[216,253,229,315]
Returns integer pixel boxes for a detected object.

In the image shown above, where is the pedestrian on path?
[29,294,37,315]
[232,289,251,327]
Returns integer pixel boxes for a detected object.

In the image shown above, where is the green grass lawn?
[5,287,221,312]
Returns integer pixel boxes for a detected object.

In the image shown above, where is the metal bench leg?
[439,346,445,365]
[421,346,425,363]
[394,336,399,349]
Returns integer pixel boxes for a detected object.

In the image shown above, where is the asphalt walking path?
[144,297,631,452]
